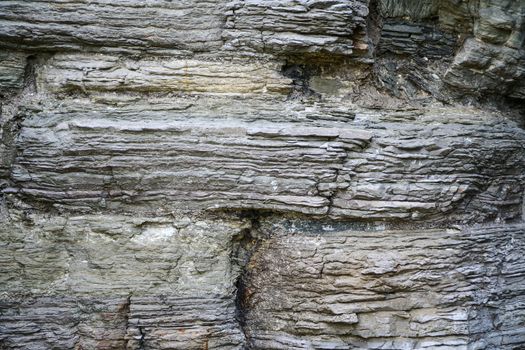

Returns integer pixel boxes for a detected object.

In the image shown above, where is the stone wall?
[0,1,524,349]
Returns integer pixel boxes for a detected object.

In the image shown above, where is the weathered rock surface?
[8,97,525,222]
[0,51,26,94]
[222,0,371,57]
[244,220,525,349]
[0,213,247,349]
[39,54,292,95]
[0,0,226,54]
[378,0,525,103]
[445,37,525,99]
[0,0,524,349]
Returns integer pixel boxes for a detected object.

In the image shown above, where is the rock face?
[245,220,525,349]
[222,0,371,57]
[0,1,524,349]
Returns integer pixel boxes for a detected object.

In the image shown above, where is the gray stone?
[243,220,525,349]
[0,51,26,93]
[0,214,248,349]
[222,0,371,57]
[0,0,524,349]
[0,0,226,54]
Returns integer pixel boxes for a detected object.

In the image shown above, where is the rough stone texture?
[0,51,26,94]
[445,0,525,100]
[0,0,226,54]
[244,220,525,349]
[39,54,292,95]
[1,0,525,349]
[445,37,525,99]
[378,0,525,103]
[222,0,371,57]
[378,21,456,58]
[8,99,525,222]
[0,213,248,349]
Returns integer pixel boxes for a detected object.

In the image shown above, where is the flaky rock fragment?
[222,0,371,57]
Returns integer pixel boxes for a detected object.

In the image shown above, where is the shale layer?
[0,0,524,349]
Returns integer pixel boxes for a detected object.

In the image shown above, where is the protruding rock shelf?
[10,98,525,222]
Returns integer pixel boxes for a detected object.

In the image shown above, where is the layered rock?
[38,54,292,95]
[243,220,525,349]
[0,0,225,54]
[0,0,524,349]
[8,96,525,222]
[0,213,248,349]
[0,51,26,94]
[222,0,371,57]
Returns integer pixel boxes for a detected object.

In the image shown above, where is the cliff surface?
[0,0,524,349]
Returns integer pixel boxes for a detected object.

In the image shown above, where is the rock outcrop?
[0,0,524,349]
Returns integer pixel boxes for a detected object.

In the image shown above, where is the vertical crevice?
[366,0,384,59]
[138,326,146,350]
[22,55,38,93]
[235,266,251,349]
[1,54,43,213]
[522,191,525,222]
[122,294,132,349]
[232,211,265,350]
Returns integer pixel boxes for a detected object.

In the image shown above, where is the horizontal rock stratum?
[0,0,524,349]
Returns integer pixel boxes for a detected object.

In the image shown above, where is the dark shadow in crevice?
[281,62,321,100]
[232,210,266,350]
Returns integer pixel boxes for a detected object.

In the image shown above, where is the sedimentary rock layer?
[0,51,26,93]
[2,213,524,349]
[39,54,292,95]
[244,220,525,349]
[9,96,525,222]
[0,214,248,349]
[0,0,225,54]
[222,0,371,57]
[1,0,524,349]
